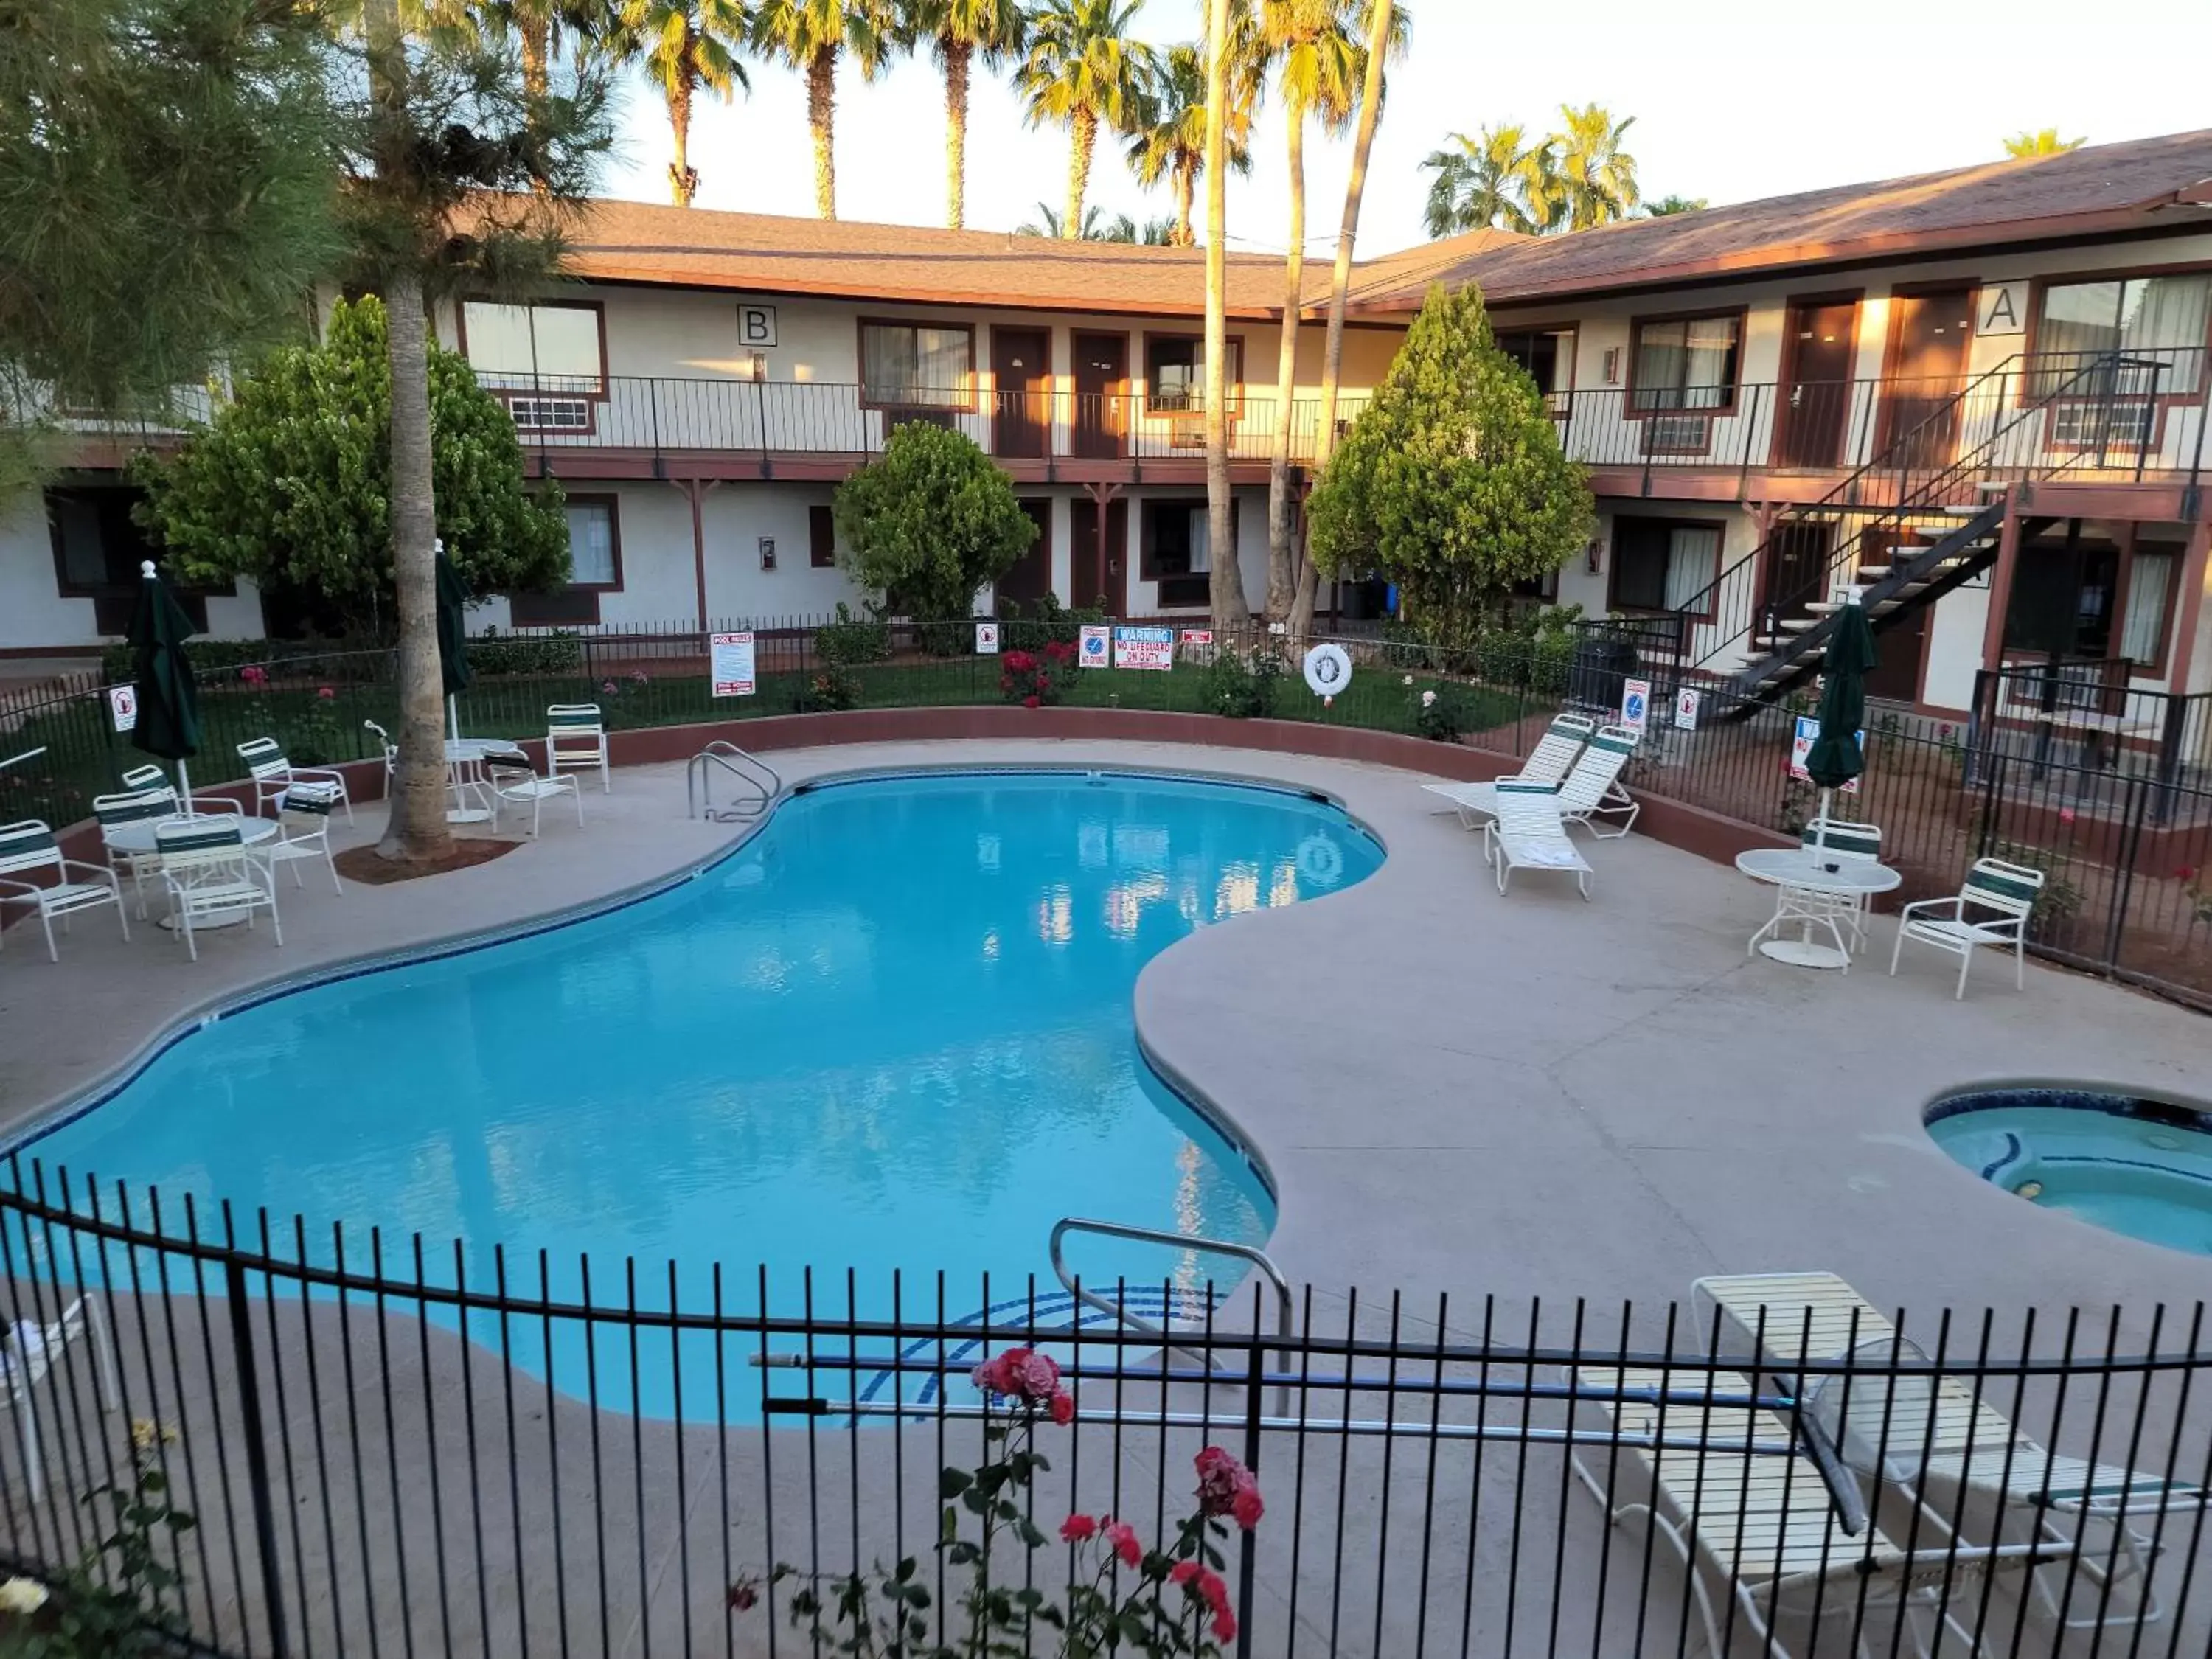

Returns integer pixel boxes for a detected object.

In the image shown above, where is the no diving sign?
[107,685,138,732]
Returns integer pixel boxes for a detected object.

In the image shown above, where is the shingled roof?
[1344,128,2212,315]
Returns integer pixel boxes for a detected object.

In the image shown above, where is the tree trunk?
[942,38,970,229]
[807,44,838,220]
[1172,162,1195,247]
[667,74,697,206]
[520,17,549,100]
[1063,105,1096,238]
[1265,100,1307,621]
[376,283,453,863]
[1294,0,1394,641]
[1201,0,1246,628]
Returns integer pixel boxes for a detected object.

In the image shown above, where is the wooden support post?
[1977,489,2026,676]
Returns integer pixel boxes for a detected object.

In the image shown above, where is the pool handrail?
[1051,1215,1295,1416]
[687,740,782,821]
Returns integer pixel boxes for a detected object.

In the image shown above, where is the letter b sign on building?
[739,305,778,349]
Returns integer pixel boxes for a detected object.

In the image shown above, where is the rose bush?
[1000,639,1079,708]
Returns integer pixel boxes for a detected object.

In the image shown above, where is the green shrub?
[796,664,863,712]
[1411,680,1476,742]
[467,628,583,676]
[282,695,348,765]
[998,594,1104,653]
[1199,647,1286,719]
[814,603,891,668]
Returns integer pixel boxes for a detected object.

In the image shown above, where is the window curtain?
[2035,276,2212,394]
[462,302,602,393]
[564,504,616,585]
[2119,549,2177,664]
[1633,318,1738,411]
[863,325,970,406]
[1186,508,1210,574]
[1662,525,1722,610]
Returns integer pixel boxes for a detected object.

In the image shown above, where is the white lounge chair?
[262,782,344,894]
[1691,1270,2208,1632]
[1425,724,1640,838]
[1484,779,1592,898]
[0,821,130,961]
[1889,858,2044,1000]
[1421,713,1593,827]
[92,785,178,917]
[484,747,582,838]
[0,1293,121,1500]
[237,736,354,824]
[1571,1364,2054,1659]
[546,704,611,793]
[156,816,280,961]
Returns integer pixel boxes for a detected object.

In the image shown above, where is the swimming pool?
[1925,1086,2212,1259]
[22,769,1382,1413]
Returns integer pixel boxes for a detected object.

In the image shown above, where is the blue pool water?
[22,770,1381,1415]
[1926,1088,2212,1259]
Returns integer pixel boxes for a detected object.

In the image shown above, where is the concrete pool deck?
[3,734,2205,1332]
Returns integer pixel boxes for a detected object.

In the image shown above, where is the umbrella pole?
[448,694,459,742]
[175,757,193,817]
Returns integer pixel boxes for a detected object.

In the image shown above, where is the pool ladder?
[1051,1216,1295,1416]
[687,741,782,822]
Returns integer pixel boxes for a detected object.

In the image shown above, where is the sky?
[599,1,2212,257]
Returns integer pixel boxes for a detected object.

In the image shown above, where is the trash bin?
[1568,635,1639,714]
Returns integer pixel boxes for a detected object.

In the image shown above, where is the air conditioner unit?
[504,394,593,432]
[1641,414,1713,456]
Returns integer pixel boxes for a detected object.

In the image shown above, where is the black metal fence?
[0,1164,2204,1659]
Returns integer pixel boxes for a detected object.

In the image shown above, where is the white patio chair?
[116,763,170,793]
[1889,858,2045,1000]
[1571,1364,2055,1659]
[156,816,280,961]
[237,736,354,824]
[1,1293,122,1500]
[262,782,344,894]
[483,747,582,838]
[546,704,611,793]
[1483,779,1592,899]
[0,821,130,961]
[1691,1270,2208,1633]
[1421,713,1593,827]
[92,786,178,917]
[1798,818,1885,951]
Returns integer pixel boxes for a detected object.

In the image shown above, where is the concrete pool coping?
[2,736,2208,1346]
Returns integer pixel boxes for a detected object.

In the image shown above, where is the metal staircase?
[1672,350,2169,712]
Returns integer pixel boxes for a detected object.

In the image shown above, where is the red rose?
[1169,1561,1200,1587]
[1059,1512,1097,1543]
[1102,1520,1141,1568]
[1023,695,1040,709]
[1050,1390,1074,1425]
[1211,1607,1237,1644]
[726,1581,759,1613]
[316,686,335,700]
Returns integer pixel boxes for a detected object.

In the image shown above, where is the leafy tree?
[347,0,613,863]
[2003,128,2084,158]
[900,0,1030,229]
[1013,201,1138,238]
[1018,0,1155,239]
[751,0,900,220]
[136,297,570,636]
[1551,102,1638,229]
[0,0,343,484]
[1306,283,1593,648]
[1421,124,1555,237]
[1641,192,1705,216]
[620,0,752,206]
[832,422,1038,618]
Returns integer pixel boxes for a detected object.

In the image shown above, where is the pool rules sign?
[710,631,757,697]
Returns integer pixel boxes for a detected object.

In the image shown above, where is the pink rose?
[1059,1513,1097,1543]
[1102,1520,1141,1568]
[317,686,335,700]
[1050,1390,1075,1426]
[1013,1349,1061,1399]
[1194,1447,1262,1526]
[2058,807,2076,825]
[1231,1486,1264,1529]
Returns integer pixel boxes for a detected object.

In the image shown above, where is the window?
[2119,543,2181,667]
[460,301,605,394]
[1630,313,1742,413]
[47,486,221,632]
[1141,499,1231,608]
[860,321,973,408]
[1144,335,1242,414]
[809,504,836,568]
[1610,518,1722,616]
[2033,274,2212,395]
[1494,327,1576,411]
[513,496,619,627]
[2002,536,2121,658]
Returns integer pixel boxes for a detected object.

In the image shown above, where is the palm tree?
[751,0,900,219]
[1641,192,1705,216]
[1013,200,1135,238]
[622,0,751,206]
[1124,43,1252,246]
[902,0,1029,229]
[1293,0,1402,637]
[1198,0,1245,625]
[1419,124,1555,237]
[2003,128,2084,158]
[1259,0,1360,619]
[1551,102,1638,230]
[438,0,611,96]
[1017,0,1155,240]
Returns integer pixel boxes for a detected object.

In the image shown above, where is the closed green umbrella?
[1804,594,1877,852]
[436,540,470,740]
[126,559,203,808]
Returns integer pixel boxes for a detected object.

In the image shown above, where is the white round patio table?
[445,737,521,825]
[103,814,280,931]
[1735,847,1902,970]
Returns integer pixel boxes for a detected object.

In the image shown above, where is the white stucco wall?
[0,488,265,652]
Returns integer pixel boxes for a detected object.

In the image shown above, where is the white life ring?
[1302,643,1352,697]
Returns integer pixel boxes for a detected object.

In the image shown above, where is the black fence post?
[1234,1336,1263,1659]
[2104,773,2152,978]
[223,1256,292,1659]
